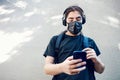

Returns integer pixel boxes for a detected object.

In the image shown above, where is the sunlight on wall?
[118,43,120,51]
[50,15,62,20]
[107,16,120,28]
[0,26,41,64]
[0,5,15,15]
[0,17,10,23]
[99,16,120,28]
[32,0,41,3]
[24,8,38,17]
[13,1,28,9]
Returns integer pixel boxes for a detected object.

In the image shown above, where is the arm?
[44,56,86,75]
[44,56,63,75]
[83,48,105,74]
[92,56,105,74]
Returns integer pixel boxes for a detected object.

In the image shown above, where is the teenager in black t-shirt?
[43,5,105,80]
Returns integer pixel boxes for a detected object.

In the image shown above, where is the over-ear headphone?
[62,6,86,26]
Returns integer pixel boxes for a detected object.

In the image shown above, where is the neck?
[65,30,82,36]
[65,31,77,36]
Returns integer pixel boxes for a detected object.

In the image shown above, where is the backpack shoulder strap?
[55,31,66,53]
[55,33,64,50]
[55,33,89,53]
[83,35,89,48]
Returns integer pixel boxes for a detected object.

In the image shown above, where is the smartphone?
[73,51,87,61]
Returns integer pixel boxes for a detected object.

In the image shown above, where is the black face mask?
[68,21,82,35]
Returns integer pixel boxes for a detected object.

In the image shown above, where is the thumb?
[66,56,73,61]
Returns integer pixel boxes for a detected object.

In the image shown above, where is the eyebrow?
[68,16,82,19]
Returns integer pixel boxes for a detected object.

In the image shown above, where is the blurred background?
[0,0,120,80]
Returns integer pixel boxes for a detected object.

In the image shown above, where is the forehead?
[67,11,81,18]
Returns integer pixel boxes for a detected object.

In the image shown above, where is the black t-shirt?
[43,33,101,80]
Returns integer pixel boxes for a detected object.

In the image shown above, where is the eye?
[76,17,82,21]
[68,17,74,22]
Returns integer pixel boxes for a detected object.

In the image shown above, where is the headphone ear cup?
[82,15,86,24]
[62,17,67,26]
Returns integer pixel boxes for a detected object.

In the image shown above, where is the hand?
[61,56,86,75]
[83,48,98,63]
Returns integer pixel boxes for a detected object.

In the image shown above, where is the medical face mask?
[68,21,82,35]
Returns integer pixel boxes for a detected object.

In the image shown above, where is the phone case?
[73,51,87,61]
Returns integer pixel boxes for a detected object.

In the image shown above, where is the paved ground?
[0,0,120,80]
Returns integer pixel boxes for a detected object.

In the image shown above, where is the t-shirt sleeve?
[43,36,57,57]
[88,38,101,56]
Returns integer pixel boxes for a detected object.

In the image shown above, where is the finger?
[71,66,86,73]
[86,50,96,56]
[70,59,82,65]
[87,56,95,59]
[67,56,73,61]
[87,53,97,59]
[70,61,86,69]
[76,61,86,68]
[86,52,96,58]
[87,52,93,56]
[86,50,95,53]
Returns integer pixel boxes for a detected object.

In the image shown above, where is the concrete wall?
[0,0,120,80]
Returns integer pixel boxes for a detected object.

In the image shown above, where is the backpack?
[55,31,89,53]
